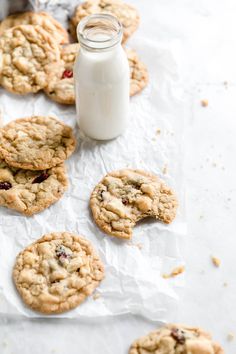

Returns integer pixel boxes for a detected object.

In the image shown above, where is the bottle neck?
[77,14,123,53]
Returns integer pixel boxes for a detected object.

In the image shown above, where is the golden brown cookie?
[90,169,178,239]
[0,159,68,215]
[44,45,147,104]
[129,323,224,354]
[0,12,69,44]
[0,25,61,94]
[13,232,105,314]
[44,44,79,105]
[69,0,140,43]
[0,116,76,170]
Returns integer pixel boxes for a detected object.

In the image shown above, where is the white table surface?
[0,0,236,353]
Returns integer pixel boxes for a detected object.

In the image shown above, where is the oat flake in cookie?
[0,116,76,170]
[0,159,68,215]
[0,12,69,45]
[129,323,224,354]
[90,169,178,239]
[70,0,140,44]
[13,232,105,314]
[0,25,60,94]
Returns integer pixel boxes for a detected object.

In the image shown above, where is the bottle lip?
[77,14,123,51]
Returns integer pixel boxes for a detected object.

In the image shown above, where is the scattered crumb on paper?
[227,333,234,341]
[162,266,185,279]
[201,99,208,107]
[156,128,161,135]
[93,292,101,300]
[162,165,168,175]
[223,282,228,287]
[128,241,143,250]
[223,81,228,88]
[211,256,221,267]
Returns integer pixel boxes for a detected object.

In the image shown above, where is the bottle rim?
[77,14,123,51]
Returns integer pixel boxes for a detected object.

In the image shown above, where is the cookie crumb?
[223,81,228,88]
[162,165,168,175]
[212,162,217,167]
[223,282,228,287]
[136,243,143,250]
[201,99,208,107]
[93,292,101,300]
[128,241,143,250]
[156,129,161,135]
[199,214,204,220]
[162,265,185,279]
[211,256,221,267]
[227,333,234,341]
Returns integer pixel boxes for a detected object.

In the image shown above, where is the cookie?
[44,44,79,105]
[13,232,105,314]
[0,116,76,170]
[0,159,68,215]
[70,0,140,44]
[45,45,147,104]
[0,25,60,94]
[126,48,148,96]
[129,323,224,354]
[0,12,69,44]
[90,169,178,239]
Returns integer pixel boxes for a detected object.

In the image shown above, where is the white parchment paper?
[0,2,186,321]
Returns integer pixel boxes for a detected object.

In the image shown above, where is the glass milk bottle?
[74,14,130,140]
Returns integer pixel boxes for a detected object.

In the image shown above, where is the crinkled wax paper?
[0,0,186,320]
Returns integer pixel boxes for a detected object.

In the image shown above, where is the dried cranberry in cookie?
[129,324,225,354]
[13,232,105,314]
[90,169,178,239]
[62,69,73,79]
[0,181,12,190]
[32,172,49,184]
